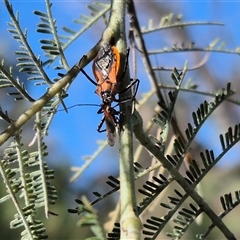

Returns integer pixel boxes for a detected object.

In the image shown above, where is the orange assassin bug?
[80,43,139,146]
[81,43,139,106]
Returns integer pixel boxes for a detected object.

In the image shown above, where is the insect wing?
[92,44,120,85]
[105,116,116,147]
[109,46,120,81]
[103,105,118,146]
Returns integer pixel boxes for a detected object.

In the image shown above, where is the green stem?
[104,0,142,239]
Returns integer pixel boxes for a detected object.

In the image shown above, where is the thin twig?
[142,21,224,35]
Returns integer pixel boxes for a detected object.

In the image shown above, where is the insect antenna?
[57,103,102,112]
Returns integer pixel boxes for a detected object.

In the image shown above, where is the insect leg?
[114,78,140,103]
[126,78,140,98]
[97,115,106,133]
[80,68,97,86]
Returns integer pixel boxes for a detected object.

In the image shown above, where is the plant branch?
[126,0,164,103]
[4,0,53,85]
[36,112,49,218]
[0,153,34,239]
[142,21,224,35]
[0,51,95,147]
[126,0,188,152]
[159,84,240,106]
[70,142,108,182]
[45,0,69,69]
[105,0,142,239]
[132,110,236,240]
[148,46,240,55]
[0,64,35,102]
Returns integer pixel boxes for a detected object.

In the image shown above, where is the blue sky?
[1,1,240,188]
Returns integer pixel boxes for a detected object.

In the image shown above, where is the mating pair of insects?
[81,43,139,146]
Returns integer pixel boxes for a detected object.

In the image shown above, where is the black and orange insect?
[81,43,139,105]
[80,43,139,146]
